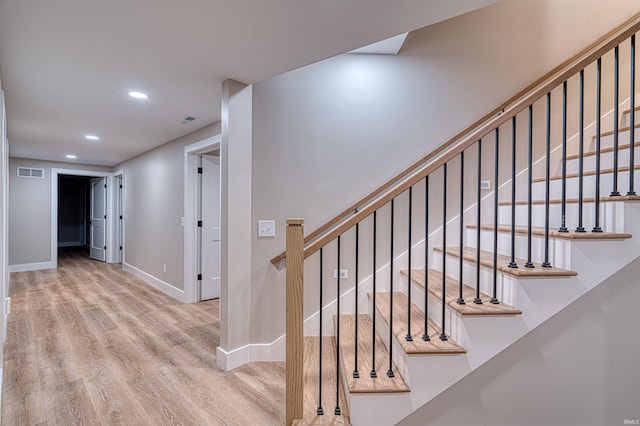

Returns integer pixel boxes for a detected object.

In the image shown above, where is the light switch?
[258,220,276,237]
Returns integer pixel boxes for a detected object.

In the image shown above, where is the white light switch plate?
[258,220,276,237]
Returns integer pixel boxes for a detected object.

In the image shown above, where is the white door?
[115,176,123,263]
[201,155,220,300]
[89,177,107,262]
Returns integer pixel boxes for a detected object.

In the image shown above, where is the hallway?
[2,248,285,425]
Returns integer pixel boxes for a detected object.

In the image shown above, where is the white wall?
[249,0,640,345]
[398,256,640,426]
[116,123,220,295]
[8,158,111,267]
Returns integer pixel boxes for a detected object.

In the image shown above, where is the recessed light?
[85,135,99,141]
[128,91,149,100]
[65,154,77,159]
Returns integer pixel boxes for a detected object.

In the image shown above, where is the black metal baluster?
[387,199,395,377]
[629,34,636,196]
[612,45,621,197]
[441,164,449,341]
[491,128,500,304]
[353,224,359,379]
[525,105,535,268]
[509,117,518,268]
[407,187,414,341]
[422,176,431,342]
[559,81,569,233]
[458,152,466,305]
[474,141,483,304]
[593,57,604,233]
[576,69,586,233]
[317,248,324,416]
[387,200,395,378]
[371,211,377,379]
[543,92,552,267]
[335,237,341,415]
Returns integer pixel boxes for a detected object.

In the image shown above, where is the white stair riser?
[587,126,640,151]
[498,201,627,232]
[531,169,640,199]
[466,228,574,269]
[562,144,640,175]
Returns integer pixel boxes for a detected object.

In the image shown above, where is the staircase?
[279,15,640,426]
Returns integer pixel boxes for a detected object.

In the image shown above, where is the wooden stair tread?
[532,164,640,183]
[335,314,410,394]
[401,269,522,315]
[566,140,640,162]
[301,336,351,425]
[467,224,631,240]
[622,105,640,116]
[434,246,577,277]
[368,291,466,354]
[499,194,640,206]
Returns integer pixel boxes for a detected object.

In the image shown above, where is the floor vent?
[17,167,45,178]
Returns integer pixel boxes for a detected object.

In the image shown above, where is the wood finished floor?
[2,247,286,425]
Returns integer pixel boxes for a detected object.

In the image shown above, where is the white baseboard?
[250,334,286,362]
[217,345,251,370]
[216,335,286,371]
[122,262,188,303]
[9,261,55,273]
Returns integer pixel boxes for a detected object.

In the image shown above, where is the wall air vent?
[179,115,198,125]
[17,167,45,178]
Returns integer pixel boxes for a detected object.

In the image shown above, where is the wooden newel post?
[286,218,304,425]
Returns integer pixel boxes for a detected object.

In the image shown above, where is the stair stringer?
[344,202,640,426]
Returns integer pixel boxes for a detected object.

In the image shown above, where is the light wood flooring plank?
[81,360,150,425]
[42,379,99,425]
[3,316,35,360]
[128,372,209,425]
[1,391,46,426]
[35,332,82,390]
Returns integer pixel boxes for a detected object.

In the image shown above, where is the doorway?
[57,174,107,261]
[184,135,221,303]
[199,152,221,300]
[51,168,123,268]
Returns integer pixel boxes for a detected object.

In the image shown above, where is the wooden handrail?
[285,219,304,425]
[271,11,640,267]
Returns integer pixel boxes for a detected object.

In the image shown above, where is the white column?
[217,79,253,370]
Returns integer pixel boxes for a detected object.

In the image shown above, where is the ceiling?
[0,0,497,167]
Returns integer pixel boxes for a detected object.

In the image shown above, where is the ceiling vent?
[179,115,198,125]
[17,167,45,178]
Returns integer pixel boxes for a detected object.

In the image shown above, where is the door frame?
[112,170,124,264]
[50,168,123,267]
[184,135,221,303]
